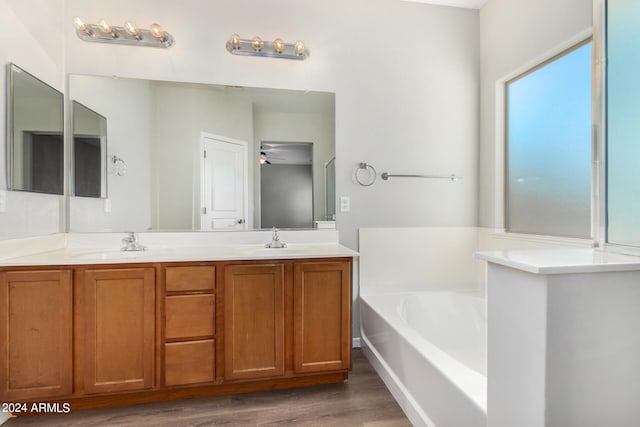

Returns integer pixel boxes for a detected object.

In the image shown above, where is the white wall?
[0,0,65,239]
[478,0,592,227]
[63,0,480,252]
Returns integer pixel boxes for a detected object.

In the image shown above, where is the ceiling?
[401,0,487,9]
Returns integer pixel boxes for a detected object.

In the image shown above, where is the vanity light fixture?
[72,17,174,48]
[226,34,309,60]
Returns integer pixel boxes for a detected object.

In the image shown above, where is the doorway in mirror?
[200,133,248,230]
[260,142,313,229]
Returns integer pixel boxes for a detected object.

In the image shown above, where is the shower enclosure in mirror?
[325,158,336,221]
[72,101,107,198]
[7,63,64,195]
[68,74,335,233]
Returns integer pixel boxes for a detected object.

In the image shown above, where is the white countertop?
[0,243,357,267]
[0,230,358,267]
[474,248,640,274]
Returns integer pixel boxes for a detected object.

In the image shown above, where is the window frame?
[493,29,598,245]
[503,37,594,239]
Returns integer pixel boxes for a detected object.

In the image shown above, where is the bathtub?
[360,291,487,427]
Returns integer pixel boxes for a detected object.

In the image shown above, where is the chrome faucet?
[265,227,287,248]
[121,232,147,251]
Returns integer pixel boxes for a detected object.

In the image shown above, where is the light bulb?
[97,19,112,34]
[124,21,139,36]
[150,23,164,39]
[252,36,263,51]
[229,34,241,49]
[72,16,87,31]
[273,38,285,54]
[294,40,305,55]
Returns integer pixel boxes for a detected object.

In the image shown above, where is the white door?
[201,134,248,230]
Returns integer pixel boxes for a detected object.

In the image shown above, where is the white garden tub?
[360,291,487,427]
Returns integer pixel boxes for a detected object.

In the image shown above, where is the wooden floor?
[5,349,411,427]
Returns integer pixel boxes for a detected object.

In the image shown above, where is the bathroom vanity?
[0,232,355,413]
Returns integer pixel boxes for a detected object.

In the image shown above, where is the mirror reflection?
[68,75,335,232]
[260,142,314,229]
[8,63,64,195]
[72,101,107,198]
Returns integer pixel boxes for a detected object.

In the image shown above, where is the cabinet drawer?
[166,266,215,292]
[164,340,215,386]
[165,294,215,339]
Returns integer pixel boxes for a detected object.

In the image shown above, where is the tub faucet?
[121,232,147,251]
[265,227,287,248]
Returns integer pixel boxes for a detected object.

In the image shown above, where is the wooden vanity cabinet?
[223,263,286,380]
[223,258,352,382]
[0,256,352,412]
[80,267,155,394]
[293,260,351,373]
[163,265,216,387]
[0,270,73,401]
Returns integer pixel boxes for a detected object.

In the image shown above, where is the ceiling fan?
[259,145,286,165]
[259,151,272,165]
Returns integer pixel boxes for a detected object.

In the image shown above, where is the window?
[505,40,592,238]
[607,0,640,246]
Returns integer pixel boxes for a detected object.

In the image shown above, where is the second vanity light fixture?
[226,34,309,60]
[73,17,175,48]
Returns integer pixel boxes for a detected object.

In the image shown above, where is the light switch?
[0,190,6,213]
[104,198,112,213]
[340,196,350,212]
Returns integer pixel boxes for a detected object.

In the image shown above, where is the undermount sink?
[73,250,152,260]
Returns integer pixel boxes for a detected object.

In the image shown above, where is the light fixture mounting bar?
[75,25,174,48]
[226,38,309,60]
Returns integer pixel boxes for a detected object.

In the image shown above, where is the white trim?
[593,0,606,248]
[487,229,595,248]
[494,28,594,231]
[199,132,249,230]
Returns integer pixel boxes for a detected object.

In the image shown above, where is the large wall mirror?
[68,75,335,232]
[72,101,107,198]
[7,63,64,195]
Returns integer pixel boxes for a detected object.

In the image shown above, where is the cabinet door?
[224,264,285,380]
[83,268,155,394]
[293,260,351,373]
[0,270,72,400]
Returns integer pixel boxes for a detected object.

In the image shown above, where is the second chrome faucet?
[265,227,287,248]
[121,232,147,251]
